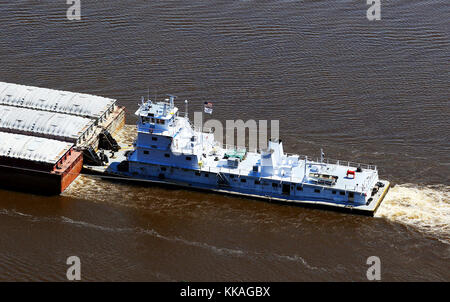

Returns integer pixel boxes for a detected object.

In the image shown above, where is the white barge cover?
[0,105,94,143]
[0,82,116,119]
[0,132,73,164]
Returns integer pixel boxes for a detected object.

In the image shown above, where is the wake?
[375,184,450,244]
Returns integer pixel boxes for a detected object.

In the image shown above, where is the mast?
[168,95,175,109]
[303,156,308,183]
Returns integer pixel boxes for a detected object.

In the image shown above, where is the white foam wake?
[375,184,450,244]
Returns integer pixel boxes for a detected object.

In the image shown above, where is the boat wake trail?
[375,184,450,244]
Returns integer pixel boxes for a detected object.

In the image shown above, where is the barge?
[0,132,83,195]
[0,81,125,194]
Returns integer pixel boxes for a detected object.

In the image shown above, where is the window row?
[228,175,350,196]
[142,151,192,161]
[142,117,166,125]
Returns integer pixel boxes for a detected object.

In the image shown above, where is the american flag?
[204,102,213,114]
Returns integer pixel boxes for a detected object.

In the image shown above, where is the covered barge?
[0,82,126,194]
[0,132,82,194]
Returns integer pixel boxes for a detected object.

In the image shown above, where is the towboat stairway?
[217,172,231,187]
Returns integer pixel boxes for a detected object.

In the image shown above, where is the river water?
[0,1,448,281]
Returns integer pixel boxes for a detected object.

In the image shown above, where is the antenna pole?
[304,156,308,181]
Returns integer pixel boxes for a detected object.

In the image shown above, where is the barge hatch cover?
[0,81,116,119]
[0,132,73,164]
[0,105,95,143]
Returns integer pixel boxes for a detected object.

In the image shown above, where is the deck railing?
[215,144,377,171]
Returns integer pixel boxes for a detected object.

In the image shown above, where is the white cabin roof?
[0,105,94,141]
[135,101,178,120]
[0,82,116,119]
[0,132,73,164]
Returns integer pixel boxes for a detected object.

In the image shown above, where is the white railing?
[361,171,378,192]
[212,144,378,171]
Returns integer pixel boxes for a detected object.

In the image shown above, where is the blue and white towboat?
[84,96,390,215]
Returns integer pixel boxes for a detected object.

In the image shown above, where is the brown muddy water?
[0,1,449,281]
